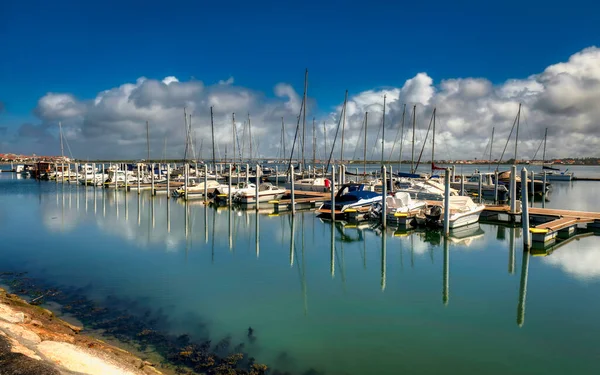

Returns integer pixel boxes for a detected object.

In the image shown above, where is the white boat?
[78,164,107,186]
[213,182,257,200]
[285,177,330,192]
[173,180,222,198]
[233,183,286,204]
[417,196,485,229]
[535,169,573,181]
[319,183,382,215]
[384,191,427,216]
[394,178,458,201]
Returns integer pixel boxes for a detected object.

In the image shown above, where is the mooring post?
[510,165,517,212]
[444,168,451,237]
[124,164,128,192]
[255,164,260,211]
[478,173,483,204]
[203,164,208,202]
[228,163,233,206]
[75,163,79,191]
[542,171,547,209]
[338,165,343,186]
[452,165,456,182]
[166,166,170,198]
[184,163,189,201]
[150,163,154,195]
[245,164,249,185]
[382,166,387,228]
[460,174,465,196]
[389,165,393,193]
[137,164,141,194]
[521,168,531,247]
[494,170,499,203]
[331,165,336,221]
[275,166,279,188]
[530,170,535,207]
[290,165,296,215]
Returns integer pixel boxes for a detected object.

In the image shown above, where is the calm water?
[1,172,600,374]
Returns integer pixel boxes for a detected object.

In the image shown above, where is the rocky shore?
[0,287,164,375]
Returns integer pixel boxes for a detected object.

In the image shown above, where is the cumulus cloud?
[17,46,600,161]
[542,238,600,281]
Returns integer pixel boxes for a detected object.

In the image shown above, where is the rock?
[0,304,25,324]
[37,341,142,375]
[30,319,44,327]
[63,320,83,333]
[0,321,42,344]
[0,335,61,375]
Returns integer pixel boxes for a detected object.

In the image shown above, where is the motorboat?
[416,196,485,229]
[450,173,509,200]
[212,182,256,201]
[285,177,331,192]
[318,183,382,215]
[233,182,286,204]
[173,180,222,198]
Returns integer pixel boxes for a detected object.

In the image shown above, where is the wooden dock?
[482,205,600,247]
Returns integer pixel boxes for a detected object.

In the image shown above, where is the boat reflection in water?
[14,181,600,375]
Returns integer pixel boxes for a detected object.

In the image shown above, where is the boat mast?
[248,113,252,162]
[210,106,216,168]
[514,103,521,163]
[489,127,495,171]
[431,108,436,173]
[340,90,348,163]
[282,117,286,163]
[411,105,416,173]
[323,121,327,162]
[301,69,308,172]
[312,117,317,168]
[232,113,236,165]
[59,121,64,160]
[183,107,188,161]
[542,127,548,163]
[381,94,386,165]
[146,120,150,162]
[364,112,368,177]
[398,104,406,168]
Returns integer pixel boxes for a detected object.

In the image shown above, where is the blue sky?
[0,0,599,159]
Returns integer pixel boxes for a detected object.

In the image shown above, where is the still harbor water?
[1,167,600,374]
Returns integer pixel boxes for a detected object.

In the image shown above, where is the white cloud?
[17,46,600,160]
[542,237,600,281]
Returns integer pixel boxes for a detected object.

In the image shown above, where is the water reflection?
[517,249,530,327]
[6,181,600,375]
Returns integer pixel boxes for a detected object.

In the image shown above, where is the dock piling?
[184,164,189,201]
[521,168,531,247]
[137,164,141,194]
[255,164,260,211]
[530,171,535,207]
[166,166,170,198]
[542,172,547,209]
[204,164,208,202]
[444,168,451,236]
[478,173,483,203]
[382,166,387,228]
[275,166,279,188]
[151,163,155,196]
[291,165,296,215]
[460,174,465,196]
[510,165,517,212]
[494,170,499,203]
[331,165,336,221]
[228,163,232,206]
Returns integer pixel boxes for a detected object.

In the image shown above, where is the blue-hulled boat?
[318,183,382,218]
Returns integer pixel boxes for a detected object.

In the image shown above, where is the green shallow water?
[1,173,600,374]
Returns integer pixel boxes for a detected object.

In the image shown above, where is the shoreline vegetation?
[0,272,279,375]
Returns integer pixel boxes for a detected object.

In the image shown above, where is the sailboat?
[536,128,574,181]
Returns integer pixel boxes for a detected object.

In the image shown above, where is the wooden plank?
[530,207,600,220]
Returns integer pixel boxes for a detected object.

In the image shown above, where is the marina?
[2,166,600,375]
